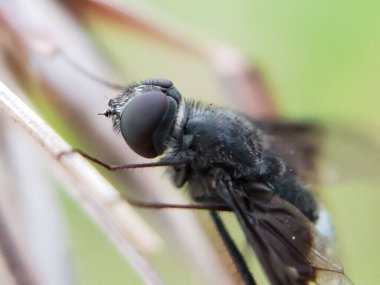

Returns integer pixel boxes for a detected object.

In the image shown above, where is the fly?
[66,78,353,285]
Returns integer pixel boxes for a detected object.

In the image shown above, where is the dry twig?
[0,81,164,285]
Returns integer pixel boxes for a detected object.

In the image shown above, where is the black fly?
[78,78,353,285]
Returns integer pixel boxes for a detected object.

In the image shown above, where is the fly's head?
[101,79,184,158]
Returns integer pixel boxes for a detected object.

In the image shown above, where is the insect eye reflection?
[119,90,178,158]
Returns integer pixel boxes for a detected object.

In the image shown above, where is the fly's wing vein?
[214,175,353,285]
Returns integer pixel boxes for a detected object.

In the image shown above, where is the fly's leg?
[209,168,257,285]
[126,199,230,211]
[58,149,231,211]
[58,149,184,170]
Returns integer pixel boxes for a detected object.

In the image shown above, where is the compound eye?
[120,91,173,158]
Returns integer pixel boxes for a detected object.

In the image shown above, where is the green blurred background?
[60,1,380,284]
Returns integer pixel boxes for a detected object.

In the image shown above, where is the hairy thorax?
[163,101,319,222]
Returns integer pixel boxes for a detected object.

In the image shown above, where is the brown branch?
[62,0,278,119]
[61,0,207,57]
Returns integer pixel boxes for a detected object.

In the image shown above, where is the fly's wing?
[257,121,380,186]
[214,177,353,285]
[255,120,321,184]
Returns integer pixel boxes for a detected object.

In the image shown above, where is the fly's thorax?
[163,102,271,191]
[182,103,265,173]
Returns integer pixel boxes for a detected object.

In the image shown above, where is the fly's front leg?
[58,149,231,211]
[58,149,184,170]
